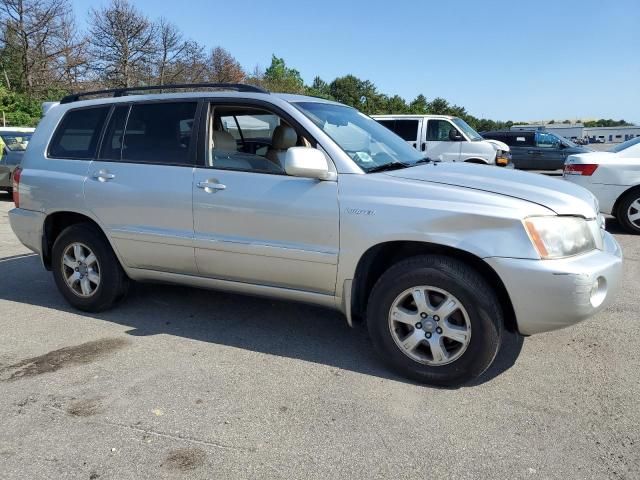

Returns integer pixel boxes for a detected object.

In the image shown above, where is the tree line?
[0,0,633,130]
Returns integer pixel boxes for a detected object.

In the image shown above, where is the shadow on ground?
[0,255,524,389]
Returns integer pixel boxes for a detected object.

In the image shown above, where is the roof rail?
[60,83,269,104]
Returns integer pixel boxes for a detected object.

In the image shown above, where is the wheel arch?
[349,241,517,332]
[612,184,640,219]
[42,210,117,270]
[463,158,489,164]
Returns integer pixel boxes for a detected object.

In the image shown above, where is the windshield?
[551,132,579,148]
[451,117,483,141]
[0,133,32,151]
[610,137,640,153]
[293,102,423,172]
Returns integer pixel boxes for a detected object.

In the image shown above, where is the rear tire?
[617,190,640,234]
[367,255,503,387]
[52,223,129,312]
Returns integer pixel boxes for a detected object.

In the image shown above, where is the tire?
[367,255,503,387]
[52,223,129,312]
[617,189,640,235]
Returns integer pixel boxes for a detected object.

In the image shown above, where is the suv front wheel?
[52,223,129,312]
[367,255,503,386]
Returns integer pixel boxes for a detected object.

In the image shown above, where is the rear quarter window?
[48,106,110,159]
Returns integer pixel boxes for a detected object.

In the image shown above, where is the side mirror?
[285,147,334,180]
[448,129,463,141]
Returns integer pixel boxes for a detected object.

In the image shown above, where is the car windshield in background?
[552,133,579,148]
[293,102,423,172]
[451,117,483,141]
[1,133,32,151]
[610,137,640,153]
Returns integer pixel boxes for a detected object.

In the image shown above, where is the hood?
[484,139,510,152]
[385,162,598,218]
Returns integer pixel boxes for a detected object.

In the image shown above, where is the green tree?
[305,75,332,99]
[408,94,428,114]
[262,55,304,93]
[427,97,450,115]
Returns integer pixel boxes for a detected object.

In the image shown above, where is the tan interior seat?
[212,130,238,152]
[266,125,297,168]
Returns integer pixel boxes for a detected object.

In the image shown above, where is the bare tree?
[52,12,88,89]
[88,0,157,88]
[169,39,207,84]
[155,17,189,85]
[208,46,244,83]
[0,0,68,93]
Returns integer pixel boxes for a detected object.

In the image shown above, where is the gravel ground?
[0,191,638,480]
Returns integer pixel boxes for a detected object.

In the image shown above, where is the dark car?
[0,128,34,193]
[481,130,592,170]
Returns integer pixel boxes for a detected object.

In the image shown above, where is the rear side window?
[394,120,419,141]
[375,119,419,141]
[121,102,197,165]
[48,107,110,159]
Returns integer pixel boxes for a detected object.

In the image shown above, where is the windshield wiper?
[366,161,409,173]
[409,157,439,167]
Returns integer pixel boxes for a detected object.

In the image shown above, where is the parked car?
[564,137,640,234]
[373,114,511,166]
[9,83,622,386]
[0,127,34,194]
[482,129,592,170]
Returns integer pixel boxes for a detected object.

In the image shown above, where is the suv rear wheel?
[52,223,129,312]
[367,255,503,386]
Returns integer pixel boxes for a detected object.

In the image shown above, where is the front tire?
[367,255,503,386]
[617,190,640,234]
[52,223,129,312]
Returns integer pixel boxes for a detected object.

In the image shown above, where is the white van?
[373,114,511,166]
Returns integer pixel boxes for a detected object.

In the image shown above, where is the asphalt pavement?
[0,191,638,479]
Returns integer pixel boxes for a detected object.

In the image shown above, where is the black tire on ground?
[52,223,129,312]
[367,255,503,387]
[617,189,640,235]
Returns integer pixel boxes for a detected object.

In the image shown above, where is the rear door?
[84,100,199,274]
[507,132,535,169]
[424,119,461,162]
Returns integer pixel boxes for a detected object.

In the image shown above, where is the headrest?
[272,125,297,150]
[212,130,237,151]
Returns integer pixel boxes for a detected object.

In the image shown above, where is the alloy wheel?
[388,286,471,366]
[61,242,101,297]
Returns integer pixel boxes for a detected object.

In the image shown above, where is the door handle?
[527,150,542,155]
[421,142,427,151]
[197,180,226,192]
[92,170,115,182]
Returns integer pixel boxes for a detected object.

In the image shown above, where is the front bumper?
[8,208,45,255]
[485,231,623,335]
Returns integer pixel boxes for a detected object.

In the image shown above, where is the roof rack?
[60,83,269,104]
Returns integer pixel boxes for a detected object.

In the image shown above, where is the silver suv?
[9,84,623,386]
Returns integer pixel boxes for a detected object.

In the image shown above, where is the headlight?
[524,216,597,259]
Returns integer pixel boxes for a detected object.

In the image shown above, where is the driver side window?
[426,120,457,141]
[208,105,311,175]
[535,132,559,148]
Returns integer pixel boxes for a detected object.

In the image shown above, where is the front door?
[424,119,461,162]
[193,103,339,295]
[84,101,199,274]
[534,131,566,170]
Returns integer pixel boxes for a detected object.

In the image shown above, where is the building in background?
[511,123,640,143]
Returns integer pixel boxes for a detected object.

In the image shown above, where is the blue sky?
[71,0,640,123]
